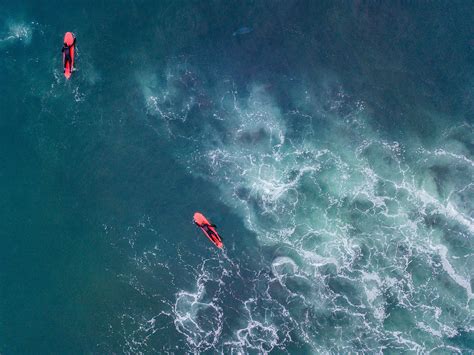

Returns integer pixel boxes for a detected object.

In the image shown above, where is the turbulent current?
[141,62,473,353]
[0,1,472,353]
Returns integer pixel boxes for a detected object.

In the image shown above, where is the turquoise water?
[0,1,473,353]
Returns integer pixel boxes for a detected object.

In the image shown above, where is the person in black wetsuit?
[62,37,76,72]
[197,222,222,242]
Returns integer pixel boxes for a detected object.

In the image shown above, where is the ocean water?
[0,1,473,353]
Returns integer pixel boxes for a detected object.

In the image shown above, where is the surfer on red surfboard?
[193,212,223,249]
[62,32,76,79]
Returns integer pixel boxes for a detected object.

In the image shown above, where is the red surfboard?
[193,212,223,249]
[63,32,75,79]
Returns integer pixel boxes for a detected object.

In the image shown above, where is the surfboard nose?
[64,32,74,46]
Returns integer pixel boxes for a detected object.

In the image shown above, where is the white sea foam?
[140,64,473,353]
[435,244,473,300]
[0,20,34,47]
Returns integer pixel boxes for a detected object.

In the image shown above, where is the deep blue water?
[0,1,473,353]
